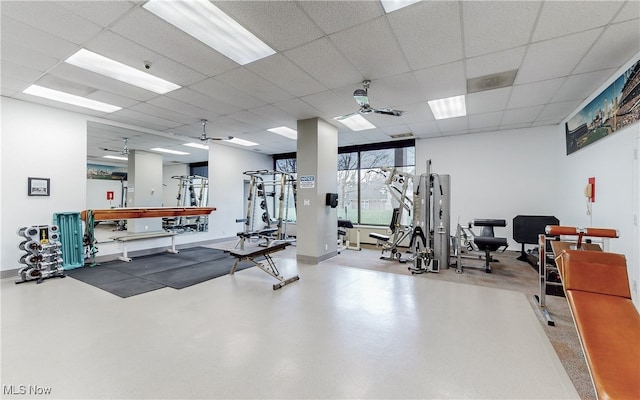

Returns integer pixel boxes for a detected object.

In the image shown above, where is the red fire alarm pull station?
[107,191,114,200]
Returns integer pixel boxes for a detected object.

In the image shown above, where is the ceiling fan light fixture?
[428,95,467,120]
[143,0,275,65]
[23,85,121,113]
[353,88,369,106]
[268,126,297,140]
[334,114,376,131]
[65,49,181,94]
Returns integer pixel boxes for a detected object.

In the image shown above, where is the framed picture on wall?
[28,177,50,196]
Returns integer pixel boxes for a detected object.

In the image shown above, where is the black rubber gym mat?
[67,247,249,297]
[142,258,254,290]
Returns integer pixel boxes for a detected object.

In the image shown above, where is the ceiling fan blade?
[373,108,404,117]
[203,136,234,141]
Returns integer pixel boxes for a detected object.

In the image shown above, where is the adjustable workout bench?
[229,242,299,290]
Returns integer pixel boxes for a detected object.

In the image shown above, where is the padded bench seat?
[558,250,640,400]
[109,231,177,262]
[369,232,390,242]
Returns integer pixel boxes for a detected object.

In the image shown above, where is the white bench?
[109,231,178,262]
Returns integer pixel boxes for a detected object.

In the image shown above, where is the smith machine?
[236,170,296,249]
[369,160,451,273]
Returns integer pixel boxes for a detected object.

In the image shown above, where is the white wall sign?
[299,175,315,189]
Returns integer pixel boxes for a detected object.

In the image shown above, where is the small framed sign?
[28,177,50,197]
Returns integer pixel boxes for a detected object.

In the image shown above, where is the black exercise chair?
[473,219,508,273]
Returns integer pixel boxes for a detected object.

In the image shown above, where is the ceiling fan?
[337,80,405,120]
[193,119,233,142]
[101,137,129,156]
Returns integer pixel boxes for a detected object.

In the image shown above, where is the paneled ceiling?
[2,1,639,164]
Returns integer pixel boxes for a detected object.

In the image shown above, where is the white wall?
[416,126,561,249]
[1,98,87,272]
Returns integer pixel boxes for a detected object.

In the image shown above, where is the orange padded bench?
[557,250,640,400]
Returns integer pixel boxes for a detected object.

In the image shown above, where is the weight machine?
[236,170,296,249]
[167,175,209,232]
[368,160,451,271]
[408,160,450,274]
[368,166,414,262]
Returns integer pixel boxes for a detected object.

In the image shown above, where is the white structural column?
[296,118,338,264]
[127,150,163,233]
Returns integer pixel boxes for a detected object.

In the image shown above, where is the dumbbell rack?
[16,225,66,284]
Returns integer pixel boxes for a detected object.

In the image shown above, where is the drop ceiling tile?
[533,1,623,42]
[58,1,136,27]
[463,1,541,58]
[301,90,356,118]
[329,17,411,80]
[552,69,617,102]
[129,103,196,125]
[0,40,60,73]
[501,105,544,125]
[414,61,466,101]
[110,108,183,130]
[247,54,326,97]
[250,105,297,128]
[166,88,238,116]
[436,116,469,134]
[466,87,512,115]
[469,112,504,129]
[465,47,526,79]
[189,78,266,110]
[202,116,257,135]
[613,1,640,23]
[147,96,210,119]
[84,30,206,87]
[1,16,78,59]
[387,1,463,70]
[227,111,271,129]
[215,1,324,51]
[536,100,582,122]
[110,8,238,77]
[361,73,424,108]
[500,122,533,131]
[284,38,363,90]
[516,29,602,84]
[215,67,294,104]
[396,102,436,124]
[298,1,383,35]
[1,76,30,96]
[508,78,565,109]
[273,98,323,120]
[14,92,110,118]
[86,90,140,109]
[574,19,640,74]
[1,59,47,83]
[1,1,102,45]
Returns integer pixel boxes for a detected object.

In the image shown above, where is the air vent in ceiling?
[467,69,518,94]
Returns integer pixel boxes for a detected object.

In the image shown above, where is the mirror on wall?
[86,121,210,242]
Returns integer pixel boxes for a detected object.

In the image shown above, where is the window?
[273,140,415,226]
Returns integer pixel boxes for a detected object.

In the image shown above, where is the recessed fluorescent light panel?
[103,155,128,161]
[143,0,276,65]
[268,126,297,140]
[23,85,121,113]
[380,0,422,13]
[428,95,467,120]
[228,138,259,147]
[65,49,180,94]
[183,142,209,150]
[334,114,376,131]
[150,148,190,155]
